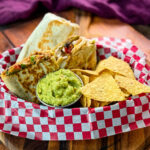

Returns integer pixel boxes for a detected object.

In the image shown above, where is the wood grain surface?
[0,9,150,150]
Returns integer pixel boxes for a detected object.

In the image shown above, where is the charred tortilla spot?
[22,70,26,74]
[25,77,29,81]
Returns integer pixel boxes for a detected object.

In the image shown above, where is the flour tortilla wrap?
[1,51,59,103]
[17,13,79,62]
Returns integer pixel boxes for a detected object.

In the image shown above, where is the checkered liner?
[0,37,150,141]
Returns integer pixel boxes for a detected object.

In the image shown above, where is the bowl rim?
[36,69,84,108]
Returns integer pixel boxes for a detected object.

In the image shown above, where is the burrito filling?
[3,51,52,76]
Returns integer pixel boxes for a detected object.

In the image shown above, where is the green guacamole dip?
[37,69,82,106]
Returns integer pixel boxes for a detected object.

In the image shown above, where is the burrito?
[17,13,79,62]
[1,51,59,103]
[1,36,96,103]
[53,36,97,70]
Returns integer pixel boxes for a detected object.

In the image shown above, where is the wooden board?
[0,9,150,150]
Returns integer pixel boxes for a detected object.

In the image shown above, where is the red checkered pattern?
[0,38,150,141]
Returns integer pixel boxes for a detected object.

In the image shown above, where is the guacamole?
[36,69,82,106]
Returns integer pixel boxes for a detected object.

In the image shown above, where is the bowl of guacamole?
[36,69,83,107]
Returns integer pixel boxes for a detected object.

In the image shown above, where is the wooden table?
[0,9,150,150]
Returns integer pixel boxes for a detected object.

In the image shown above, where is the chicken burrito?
[17,13,79,62]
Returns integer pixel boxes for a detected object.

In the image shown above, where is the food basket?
[0,37,150,141]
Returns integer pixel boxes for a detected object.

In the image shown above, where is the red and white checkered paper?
[0,37,150,141]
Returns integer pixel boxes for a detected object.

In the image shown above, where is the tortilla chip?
[82,75,91,107]
[89,75,98,82]
[81,75,89,85]
[81,71,126,102]
[120,88,130,97]
[87,47,97,69]
[91,101,111,107]
[100,102,112,107]
[115,74,150,96]
[91,100,100,107]
[72,71,90,107]
[67,37,96,70]
[96,56,135,79]
[72,71,83,80]
[78,74,91,107]
[80,96,87,107]
[86,98,91,107]
[71,69,98,76]
[71,71,86,107]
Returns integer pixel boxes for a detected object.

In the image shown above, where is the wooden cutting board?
[0,9,150,150]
